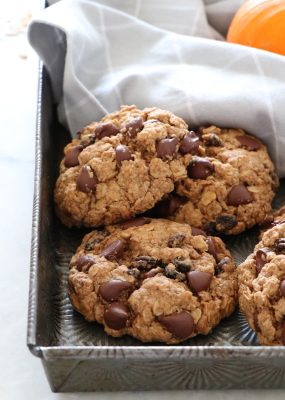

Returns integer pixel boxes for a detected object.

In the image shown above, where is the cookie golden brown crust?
[151,125,279,235]
[54,105,196,228]
[68,218,237,344]
[238,221,285,345]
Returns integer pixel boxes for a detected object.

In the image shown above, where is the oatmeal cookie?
[151,126,278,235]
[55,105,197,227]
[68,218,237,343]
[238,222,285,345]
[260,205,285,234]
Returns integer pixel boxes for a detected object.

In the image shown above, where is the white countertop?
[0,1,284,398]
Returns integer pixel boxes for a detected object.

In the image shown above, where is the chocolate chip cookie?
[55,105,195,227]
[238,221,285,345]
[68,218,237,343]
[152,126,279,235]
[260,205,285,234]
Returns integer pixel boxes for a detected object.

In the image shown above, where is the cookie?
[260,205,285,233]
[238,221,285,345]
[54,105,195,227]
[68,218,237,344]
[151,126,279,235]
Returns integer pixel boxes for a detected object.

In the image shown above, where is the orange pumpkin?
[227,0,285,56]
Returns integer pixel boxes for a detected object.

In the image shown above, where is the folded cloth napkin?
[28,0,285,176]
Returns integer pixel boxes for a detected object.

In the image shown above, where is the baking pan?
[27,64,285,392]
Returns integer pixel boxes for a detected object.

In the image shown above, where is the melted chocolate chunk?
[158,312,194,339]
[64,145,83,167]
[99,279,133,302]
[76,254,96,272]
[237,135,261,151]
[76,166,98,193]
[227,184,252,206]
[179,131,199,155]
[188,157,214,179]
[95,123,120,140]
[207,237,218,262]
[124,117,143,138]
[156,137,179,159]
[187,270,212,293]
[104,302,129,330]
[99,240,125,261]
[115,145,132,166]
[255,247,270,274]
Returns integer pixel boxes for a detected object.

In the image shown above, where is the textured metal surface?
[27,65,285,391]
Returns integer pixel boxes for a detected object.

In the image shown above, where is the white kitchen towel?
[28,0,285,176]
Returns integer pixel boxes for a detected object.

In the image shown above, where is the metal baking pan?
[27,64,285,392]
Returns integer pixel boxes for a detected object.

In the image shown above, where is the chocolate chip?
[187,157,214,179]
[104,302,129,330]
[215,257,230,275]
[275,238,285,254]
[156,137,178,159]
[158,312,194,339]
[76,254,96,272]
[99,279,133,302]
[167,233,185,248]
[115,145,132,167]
[280,280,285,296]
[207,237,218,262]
[203,133,223,147]
[187,270,212,293]
[100,240,125,261]
[124,117,143,138]
[172,258,192,272]
[282,323,285,345]
[164,264,185,281]
[237,135,261,151]
[191,227,207,237]
[64,145,83,167]
[151,195,185,218]
[95,123,120,140]
[179,131,199,155]
[131,256,158,270]
[256,247,270,273]
[76,166,98,193]
[215,215,238,232]
[227,184,252,206]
